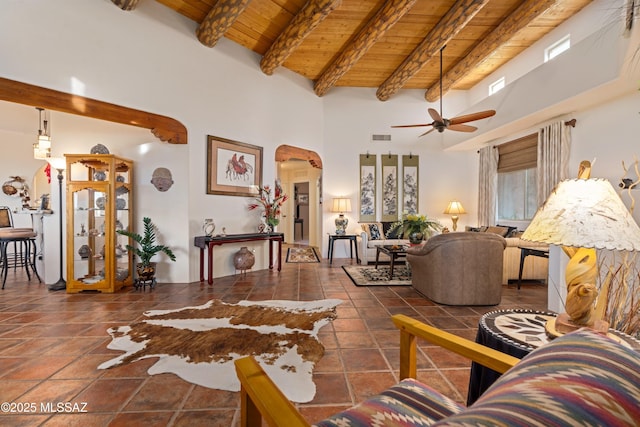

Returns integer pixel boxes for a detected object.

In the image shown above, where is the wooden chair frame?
[234,314,520,427]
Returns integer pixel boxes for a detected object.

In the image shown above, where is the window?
[489,77,505,96]
[544,35,570,62]
[496,133,538,222]
[498,169,537,221]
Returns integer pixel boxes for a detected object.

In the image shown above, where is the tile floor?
[0,249,547,426]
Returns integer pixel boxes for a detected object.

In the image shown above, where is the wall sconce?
[443,200,466,231]
[331,197,352,235]
[34,107,52,160]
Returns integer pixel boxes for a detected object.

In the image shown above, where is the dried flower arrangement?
[597,158,640,338]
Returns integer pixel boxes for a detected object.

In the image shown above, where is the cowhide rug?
[98,298,342,402]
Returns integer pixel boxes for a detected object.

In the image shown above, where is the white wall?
[321,88,478,257]
[0,0,323,281]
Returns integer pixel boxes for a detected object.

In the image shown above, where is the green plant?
[387,213,442,239]
[117,217,176,267]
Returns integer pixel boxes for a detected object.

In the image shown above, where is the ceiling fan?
[392,46,496,137]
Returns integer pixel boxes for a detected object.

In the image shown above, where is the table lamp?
[521,176,640,337]
[331,197,352,235]
[443,201,466,231]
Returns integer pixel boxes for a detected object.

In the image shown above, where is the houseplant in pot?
[387,213,442,244]
[117,216,176,284]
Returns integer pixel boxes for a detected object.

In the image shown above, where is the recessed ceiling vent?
[371,134,391,142]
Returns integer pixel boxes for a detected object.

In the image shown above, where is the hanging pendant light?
[34,107,52,160]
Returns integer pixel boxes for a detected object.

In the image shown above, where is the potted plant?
[117,216,176,283]
[387,213,442,244]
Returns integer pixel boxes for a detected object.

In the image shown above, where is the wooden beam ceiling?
[110,0,593,102]
[424,0,558,102]
[376,0,489,101]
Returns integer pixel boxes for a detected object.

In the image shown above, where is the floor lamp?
[47,157,66,291]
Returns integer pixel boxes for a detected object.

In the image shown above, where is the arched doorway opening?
[275,145,322,249]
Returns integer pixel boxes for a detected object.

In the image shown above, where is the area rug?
[342,265,412,286]
[98,298,342,403]
[286,246,320,263]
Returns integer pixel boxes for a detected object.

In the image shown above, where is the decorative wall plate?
[90,144,110,154]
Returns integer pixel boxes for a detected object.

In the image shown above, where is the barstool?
[0,207,41,289]
[0,229,41,288]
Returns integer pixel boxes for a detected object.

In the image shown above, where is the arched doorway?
[275,145,322,249]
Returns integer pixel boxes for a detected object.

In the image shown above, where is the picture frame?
[206,135,263,197]
[298,194,309,205]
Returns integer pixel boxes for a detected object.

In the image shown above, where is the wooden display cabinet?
[65,154,134,293]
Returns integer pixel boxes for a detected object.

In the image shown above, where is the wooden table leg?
[207,243,213,285]
[199,247,205,282]
[269,239,274,269]
[278,238,282,271]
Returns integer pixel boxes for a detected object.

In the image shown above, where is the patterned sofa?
[356,222,410,264]
[235,315,640,426]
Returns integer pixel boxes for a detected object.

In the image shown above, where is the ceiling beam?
[313,0,417,97]
[376,0,489,101]
[424,0,557,102]
[261,0,341,76]
[0,77,188,144]
[110,0,140,11]
[196,0,252,48]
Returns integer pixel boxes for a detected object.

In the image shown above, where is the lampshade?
[331,198,352,213]
[521,178,640,251]
[443,201,466,215]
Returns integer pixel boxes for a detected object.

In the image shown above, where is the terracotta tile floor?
[0,251,547,426]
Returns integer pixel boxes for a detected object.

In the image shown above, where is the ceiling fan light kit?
[392,46,495,138]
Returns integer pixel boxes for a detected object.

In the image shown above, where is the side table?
[328,234,360,265]
[467,309,640,405]
[516,246,549,289]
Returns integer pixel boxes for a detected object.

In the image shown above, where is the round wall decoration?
[90,144,110,154]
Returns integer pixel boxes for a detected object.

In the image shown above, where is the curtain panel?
[478,146,499,226]
[537,121,571,206]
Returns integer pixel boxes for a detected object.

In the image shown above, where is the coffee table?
[375,245,408,278]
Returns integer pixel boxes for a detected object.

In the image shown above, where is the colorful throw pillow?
[361,223,383,240]
[315,378,463,427]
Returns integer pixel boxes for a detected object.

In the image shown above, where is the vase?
[234,247,255,272]
[408,231,424,244]
[203,218,215,236]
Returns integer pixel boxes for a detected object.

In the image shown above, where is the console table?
[194,233,284,284]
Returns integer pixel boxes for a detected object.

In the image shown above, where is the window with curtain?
[497,133,538,221]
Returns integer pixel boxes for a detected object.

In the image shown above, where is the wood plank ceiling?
[112,0,592,101]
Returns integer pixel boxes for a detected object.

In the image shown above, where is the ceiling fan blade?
[419,127,436,137]
[449,110,496,125]
[391,123,430,128]
[447,123,477,132]
[428,108,443,122]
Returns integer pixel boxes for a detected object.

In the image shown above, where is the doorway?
[294,182,309,245]
[275,145,322,248]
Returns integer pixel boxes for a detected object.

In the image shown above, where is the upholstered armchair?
[234,314,640,426]
[406,232,506,305]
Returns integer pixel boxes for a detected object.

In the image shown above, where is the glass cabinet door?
[66,154,134,293]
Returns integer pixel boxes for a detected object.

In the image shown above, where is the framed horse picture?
[206,135,263,196]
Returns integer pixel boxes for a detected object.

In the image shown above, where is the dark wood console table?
[194,233,284,284]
